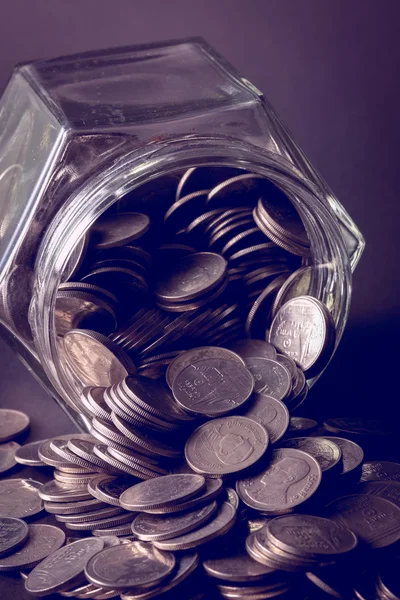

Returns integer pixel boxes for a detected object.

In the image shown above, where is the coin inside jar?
[172,357,254,417]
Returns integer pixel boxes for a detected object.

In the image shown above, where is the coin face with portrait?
[236,448,322,513]
[185,416,268,477]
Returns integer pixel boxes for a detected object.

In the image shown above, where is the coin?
[14,440,47,466]
[131,501,217,541]
[176,167,243,201]
[153,501,237,551]
[0,409,30,442]
[0,524,65,571]
[166,346,245,389]
[0,517,29,558]
[185,417,269,477]
[280,437,342,473]
[154,252,227,303]
[38,479,92,503]
[64,329,136,387]
[56,290,117,337]
[244,358,291,399]
[55,505,124,523]
[357,481,400,507]
[287,417,318,435]
[268,296,335,377]
[236,448,322,513]
[0,478,44,518]
[0,441,19,473]
[242,394,289,444]
[144,478,224,514]
[44,497,108,515]
[88,475,136,507]
[92,212,150,249]
[360,461,400,483]
[120,549,198,600]
[84,541,175,591]
[323,437,364,476]
[229,339,277,360]
[172,357,254,417]
[64,511,134,531]
[267,514,357,557]
[121,377,192,424]
[25,537,105,595]
[203,544,276,582]
[120,474,205,512]
[325,494,400,549]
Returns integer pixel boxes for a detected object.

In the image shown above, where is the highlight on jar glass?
[0,38,364,431]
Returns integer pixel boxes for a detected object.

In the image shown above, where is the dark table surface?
[1,1,399,598]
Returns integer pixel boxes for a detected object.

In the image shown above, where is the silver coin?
[120,474,206,512]
[203,544,276,582]
[55,291,117,337]
[268,296,335,377]
[119,549,198,600]
[88,475,138,507]
[325,494,400,549]
[154,252,227,303]
[287,417,318,435]
[39,479,92,502]
[323,437,364,476]
[360,461,400,483]
[244,358,292,399]
[55,505,125,524]
[267,514,358,557]
[185,417,269,477]
[64,511,134,531]
[44,497,108,515]
[280,437,342,473]
[357,481,400,507]
[84,541,175,591]
[25,537,105,595]
[142,478,224,514]
[131,501,217,541]
[0,524,65,571]
[0,517,29,558]
[92,212,150,249]
[121,377,192,424]
[152,501,236,551]
[236,448,322,513]
[64,329,136,387]
[0,409,30,442]
[166,346,245,389]
[242,394,289,444]
[172,357,254,417]
[39,434,96,468]
[0,441,19,474]
[14,440,47,466]
[0,479,44,518]
[229,339,277,360]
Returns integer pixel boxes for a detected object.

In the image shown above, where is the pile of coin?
[1,403,400,599]
[56,166,334,387]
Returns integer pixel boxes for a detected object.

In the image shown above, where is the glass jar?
[0,38,364,431]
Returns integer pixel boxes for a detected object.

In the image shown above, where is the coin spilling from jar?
[1,168,397,600]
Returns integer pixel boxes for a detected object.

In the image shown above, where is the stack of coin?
[203,539,295,599]
[122,475,238,552]
[246,514,358,572]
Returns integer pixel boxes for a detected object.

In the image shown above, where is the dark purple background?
[0,2,399,597]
